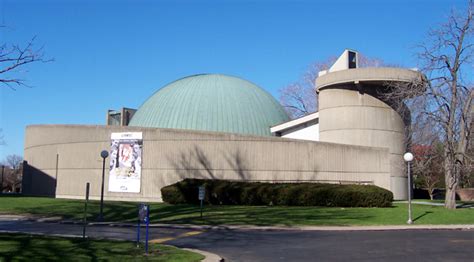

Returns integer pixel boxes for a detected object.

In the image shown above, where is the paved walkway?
[1,214,473,232]
[395,200,474,208]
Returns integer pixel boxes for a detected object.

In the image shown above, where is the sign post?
[137,203,150,253]
[198,186,205,218]
[82,182,90,239]
[145,206,150,253]
[136,204,141,247]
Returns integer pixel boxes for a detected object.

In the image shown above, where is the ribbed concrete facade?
[318,89,406,199]
[316,68,424,200]
[23,125,390,202]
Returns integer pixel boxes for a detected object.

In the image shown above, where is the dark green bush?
[161,179,393,207]
[160,184,186,204]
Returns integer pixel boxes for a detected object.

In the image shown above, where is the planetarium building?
[22,50,425,201]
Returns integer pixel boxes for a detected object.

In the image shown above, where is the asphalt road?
[0,219,473,262]
[167,228,474,261]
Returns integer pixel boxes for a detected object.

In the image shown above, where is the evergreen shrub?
[161,179,393,207]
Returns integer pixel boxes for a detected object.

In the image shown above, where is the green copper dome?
[129,74,289,136]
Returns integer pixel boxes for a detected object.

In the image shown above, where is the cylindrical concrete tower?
[316,67,424,200]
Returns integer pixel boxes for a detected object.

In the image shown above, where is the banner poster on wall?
[108,132,143,193]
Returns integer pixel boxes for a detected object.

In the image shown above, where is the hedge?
[161,179,393,207]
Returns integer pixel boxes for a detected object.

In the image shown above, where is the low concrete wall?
[24,125,392,202]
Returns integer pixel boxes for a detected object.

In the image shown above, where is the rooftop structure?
[106,108,137,126]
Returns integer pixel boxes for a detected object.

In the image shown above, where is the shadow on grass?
[0,233,163,261]
[152,205,375,226]
[0,233,203,261]
[0,196,382,226]
[64,201,379,227]
[0,233,94,261]
[413,211,433,222]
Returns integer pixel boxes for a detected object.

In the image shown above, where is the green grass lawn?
[0,233,204,261]
[0,195,472,226]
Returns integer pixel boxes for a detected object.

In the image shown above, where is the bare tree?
[279,54,386,119]
[412,143,444,200]
[387,2,473,209]
[5,154,22,169]
[2,154,23,192]
[278,59,331,118]
[421,2,472,209]
[1,28,50,89]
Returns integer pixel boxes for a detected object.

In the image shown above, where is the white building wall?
[281,124,319,141]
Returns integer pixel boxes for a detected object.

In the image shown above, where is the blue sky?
[0,0,468,159]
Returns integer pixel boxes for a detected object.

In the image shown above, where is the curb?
[107,223,474,232]
[182,248,225,262]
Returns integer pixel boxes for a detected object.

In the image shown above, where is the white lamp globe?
[403,152,414,162]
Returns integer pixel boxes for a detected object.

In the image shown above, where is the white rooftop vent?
[318,49,359,76]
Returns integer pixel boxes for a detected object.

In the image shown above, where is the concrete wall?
[24,124,391,202]
[315,67,424,200]
[318,88,407,199]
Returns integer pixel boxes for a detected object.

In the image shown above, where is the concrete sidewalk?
[395,201,474,208]
[2,214,473,232]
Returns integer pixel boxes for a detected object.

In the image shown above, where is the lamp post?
[404,152,414,224]
[98,150,109,221]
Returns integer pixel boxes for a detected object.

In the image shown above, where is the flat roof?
[316,67,424,91]
[270,112,319,134]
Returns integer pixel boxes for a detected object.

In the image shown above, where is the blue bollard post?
[145,205,150,253]
[137,203,144,247]
[136,218,141,247]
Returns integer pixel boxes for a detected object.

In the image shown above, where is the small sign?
[198,186,205,200]
[138,203,149,223]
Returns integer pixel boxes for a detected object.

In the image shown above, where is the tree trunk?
[444,186,457,209]
[444,164,458,209]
